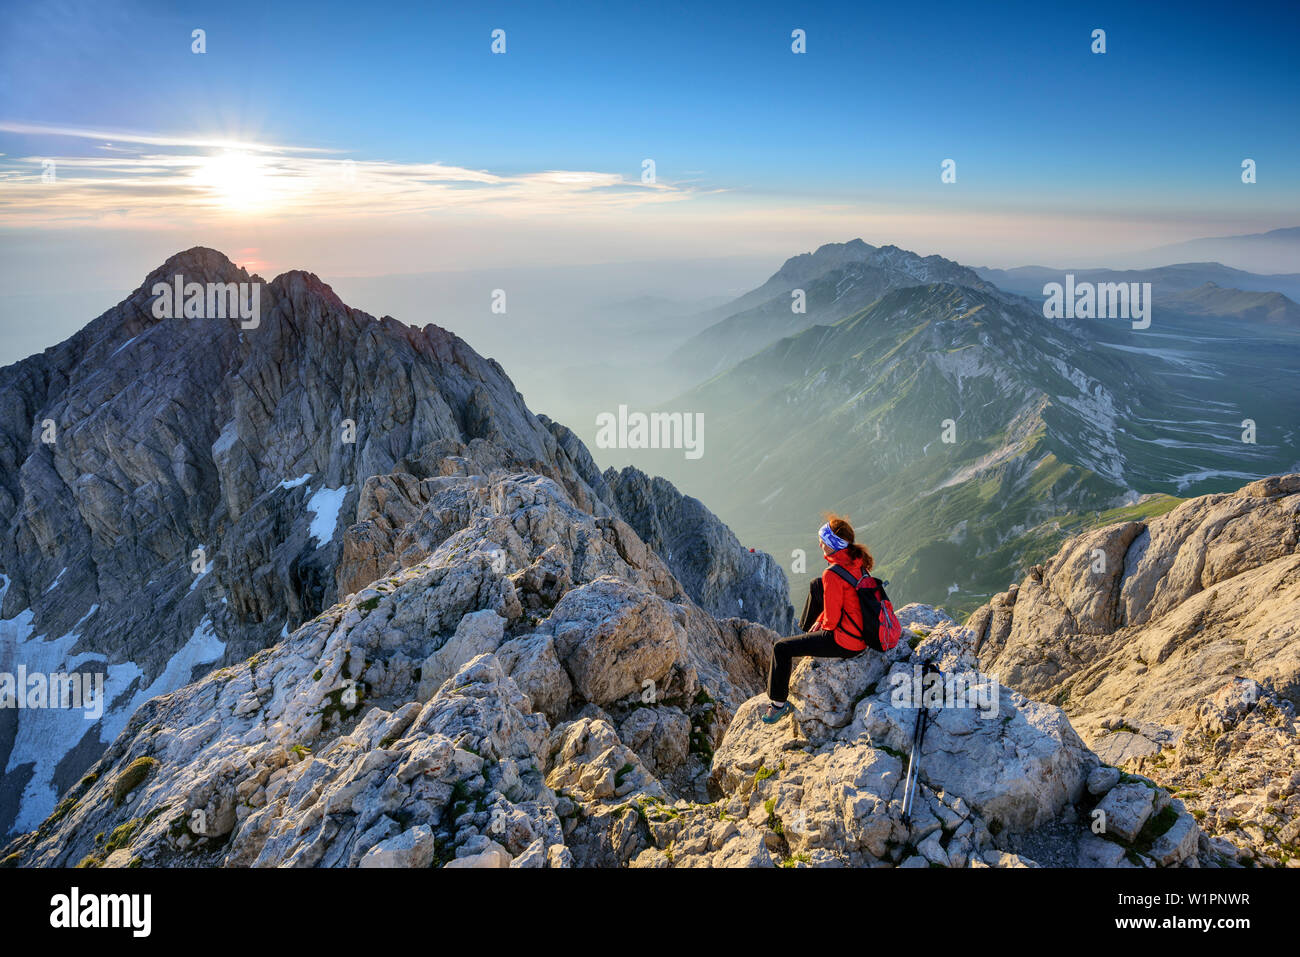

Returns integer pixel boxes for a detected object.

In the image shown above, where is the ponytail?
[847,541,873,569]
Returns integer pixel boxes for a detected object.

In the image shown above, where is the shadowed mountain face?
[0,248,792,839]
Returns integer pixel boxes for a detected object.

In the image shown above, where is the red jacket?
[817,551,868,651]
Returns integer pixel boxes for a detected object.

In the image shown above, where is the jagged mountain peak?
[266,267,351,313]
[144,246,256,286]
[141,247,351,303]
[130,248,374,336]
[778,237,877,271]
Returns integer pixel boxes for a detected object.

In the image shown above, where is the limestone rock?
[896,604,955,635]
[546,579,685,706]
[417,610,507,699]
[1095,782,1155,844]
[1087,765,1121,796]
[358,825,436,868]
[1148,811,1199,866]
[445,840,511,869]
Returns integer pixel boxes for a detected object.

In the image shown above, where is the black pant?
[767,579,861,703]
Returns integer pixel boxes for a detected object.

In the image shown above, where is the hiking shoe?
[761,701,792,724]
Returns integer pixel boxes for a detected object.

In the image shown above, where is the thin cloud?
[0,125,696,225]
[0,121,340,155]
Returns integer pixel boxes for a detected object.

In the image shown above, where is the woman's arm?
[799,578,824,632]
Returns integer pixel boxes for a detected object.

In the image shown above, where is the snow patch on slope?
[1,594,100,833]
[307,485,350,548]
[2,572,226,833]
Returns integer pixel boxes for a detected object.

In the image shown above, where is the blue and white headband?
[819,523,850,552]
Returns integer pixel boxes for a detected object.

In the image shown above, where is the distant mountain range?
[1162,282,1300,324]
[1126,226,1300,274]
[599,240,1300,617]
[664,240,1005,388]
[974,262,1300,314]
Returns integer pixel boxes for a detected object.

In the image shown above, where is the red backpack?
[828,565,903,652]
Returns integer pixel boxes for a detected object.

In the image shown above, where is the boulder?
[1095,782,1155,844]
[417,610,507,699]
[1148,811,1200,866]
[1086,765,1121,796]
[547,578,685,706]
[358,825,436,868]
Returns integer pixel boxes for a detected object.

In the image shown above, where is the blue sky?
[6,0,1296,186]
[0,0,1296,301]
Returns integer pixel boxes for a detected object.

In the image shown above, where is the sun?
[192,150,276,211]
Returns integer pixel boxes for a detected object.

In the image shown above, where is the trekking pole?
[901,661,941,825]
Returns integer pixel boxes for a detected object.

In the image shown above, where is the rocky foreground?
[3,453,1270,868]
[970,473,1300,866]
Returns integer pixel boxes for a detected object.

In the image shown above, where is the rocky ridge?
[2,464,780,867]
[968,473,1300,865]
[3,459,1252,869]
[631,609,1227,869]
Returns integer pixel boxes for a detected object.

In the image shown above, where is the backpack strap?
[827,564,862,588]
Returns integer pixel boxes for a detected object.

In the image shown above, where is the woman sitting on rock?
[762,515,876,724]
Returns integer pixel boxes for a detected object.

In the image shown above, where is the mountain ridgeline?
[665,239,1005,388]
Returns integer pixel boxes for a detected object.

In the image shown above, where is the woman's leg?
[799,578,824,632]
[767,629,857,703]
